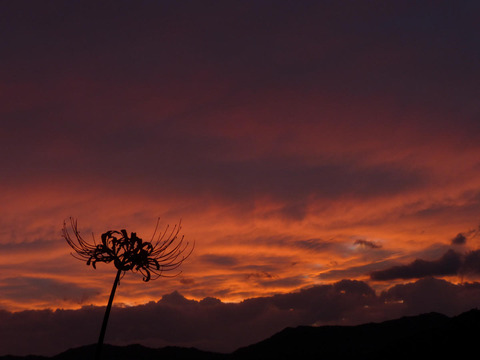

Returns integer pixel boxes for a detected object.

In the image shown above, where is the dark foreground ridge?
[3,309,480,360]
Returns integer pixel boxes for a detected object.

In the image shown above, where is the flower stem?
[95,268,122,360]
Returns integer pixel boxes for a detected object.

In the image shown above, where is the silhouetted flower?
[63,218,192,281]
[62,218,193,360]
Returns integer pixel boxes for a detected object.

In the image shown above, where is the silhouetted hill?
[0,357,48,360]
[2,309,480,360]
[52,344,224,360]
[231,309,480,359]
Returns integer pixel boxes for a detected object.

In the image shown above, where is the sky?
[1,0,480,356]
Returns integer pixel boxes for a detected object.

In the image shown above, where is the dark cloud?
[1,0,474,209]
[451,227,479,246]
[451,233,467,245]
[255,161,423,201]
[0,277,100,306]
[179,277,195,285]
[294,238,334,252]
[370,249,462,281]
[200,254,239,267]
[0,283,357,356]
[333,279,376,297]
[113,157,427,213]
[380,277,480,317]
[245,272,275,280]
[257,275,307,289]
[319,260,395,281]
[404,193,480,226]
[2,280,371,355]
[369,234,480,281]
[460,250,480,276]
[4,278,480,357]
[354,239,382,249]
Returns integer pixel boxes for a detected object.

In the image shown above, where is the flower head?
[63,218,193,281]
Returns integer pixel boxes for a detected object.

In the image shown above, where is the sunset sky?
[2,1,480,356]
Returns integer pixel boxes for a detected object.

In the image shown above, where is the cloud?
[380,277,480,316]
[257,275,307,289]
[0,280,377,355]
[460,250,480,276]
[450,227,479,246]
[3,278,480,357]
[174,160,426,207]
[245,272,275,280]
[451,233,467,245]
[354,239,382,249]
[200,254,239,267]
[319,260,394,281]
[370,247,480,282]
[0,277,101,308]
[370,249,462,281]
[294,238,335,252]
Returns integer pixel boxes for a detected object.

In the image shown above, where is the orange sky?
[1,2,480,355]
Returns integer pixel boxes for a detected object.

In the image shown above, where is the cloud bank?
[2,278,480,357]
[371,248,480,281]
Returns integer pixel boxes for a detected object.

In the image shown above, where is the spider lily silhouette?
[63,218,193,360]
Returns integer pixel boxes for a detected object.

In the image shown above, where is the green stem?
[95,268,122,360]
